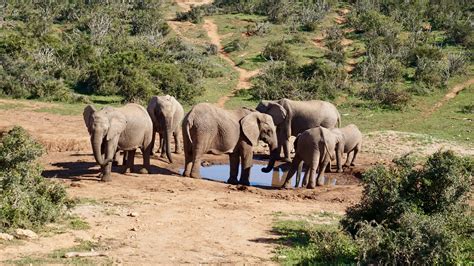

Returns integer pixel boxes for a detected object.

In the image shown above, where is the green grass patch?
[273,213,357,265]
[0,102,27,110]
[4,240,110,265]
[68,217,90,231]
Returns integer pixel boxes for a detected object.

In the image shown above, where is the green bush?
[0,127,70,231]
[261,40,293,62]
[223,38,248,53]
[446,19,474,48]
[341,151,473,264]
[360,83,410,109]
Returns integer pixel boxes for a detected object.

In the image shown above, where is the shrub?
[261,40,293,62]
[341,151,473,264]
[446,19,474,48]
[0,127,70,231]
[223,38,248,53]
[360,83,411,109]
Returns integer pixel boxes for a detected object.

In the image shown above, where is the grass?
[272,211,357,265]
[338,75,474,144]
[4,240,111,265]
[68,217,91,230]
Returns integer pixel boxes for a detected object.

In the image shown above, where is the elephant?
[147,95,184,163]
[182,103,278,185]
[83,103,153,182]
[281,126,342,189]
[256,99,341,172]
[330,124,362,172]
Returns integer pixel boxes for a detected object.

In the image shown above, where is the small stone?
[14,229,38,240]
[0,233,14,241]
[70,182,81,187]
[130,227,138,231]
[128,212,139,217]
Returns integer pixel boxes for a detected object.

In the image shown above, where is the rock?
[130,227,138,231]
[14,229,38,240]
[0,233,14,241]
[70,182,81,187]
[128,212,139,217]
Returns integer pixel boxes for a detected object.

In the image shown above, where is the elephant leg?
[112,150,121,166]
[344,152,352,167]
[150,131,156,155]
[159,132,166,158]
[183,137,192,177]
[306,166,318,189]
[174,130,182,154]
[282,139,291,163]
[123,149,136,173]
[227,153,240,185]
[239,145,253,186]
[281,156,302,188]
[139,148,151,175]
[317,155,330,186]
[190,148,203,179]
[350,144,361,166]
[307,152,320,189]
[302,167,310,188]
[122,151,128,166]
[295,160,303,188]
[102,162,112,182]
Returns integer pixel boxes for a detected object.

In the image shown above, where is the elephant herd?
[83,96,362,188]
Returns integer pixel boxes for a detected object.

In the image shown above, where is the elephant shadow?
[42,161,178,181]
[42,161,101,181]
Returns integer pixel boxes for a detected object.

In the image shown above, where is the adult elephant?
[182,103,278,185]
[147,95,184,163]
[256,99,341,172]
[83,103,153,182]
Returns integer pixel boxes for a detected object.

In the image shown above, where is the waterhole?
[181,164,335,188]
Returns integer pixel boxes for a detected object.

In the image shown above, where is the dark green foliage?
[0,127,70,231]
[360,83,410,110]
[324,26,345,65]
[0,2,209,104]
[250,60,347,100]
[459,104,474,114]
[341,151,473,264]
[176,4,219,23]
[261,40,292,62]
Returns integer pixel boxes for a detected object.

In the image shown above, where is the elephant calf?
[83,104,153,181]
[330,124,362,172]
[182,103,278,185]
[147,95,184,163]
[281,127,341,189]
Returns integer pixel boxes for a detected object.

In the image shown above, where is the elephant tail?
[183,113,193,145]
[336,111,342,128]
[319,127,335,161]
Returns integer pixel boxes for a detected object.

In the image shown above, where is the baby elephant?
[330,124,362,172]
[182,103,278,185]
[147,95,184,163]
[281,127,341,189]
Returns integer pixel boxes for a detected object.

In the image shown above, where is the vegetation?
[0,2,218,104]
[275,151,473,264]
[0,127,71,231]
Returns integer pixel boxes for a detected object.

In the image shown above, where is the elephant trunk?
[165,129,173,163]
[261,146,279,173]
[92,131,106,166]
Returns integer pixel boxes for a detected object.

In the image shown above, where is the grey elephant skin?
[256,98,341,172]
[282,126,342,189]
[330,124,362,172]
[83,103,153,181]
[147,95,184,163]
[182,103,278,185]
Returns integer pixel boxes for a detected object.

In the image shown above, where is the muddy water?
[182,164,334,188]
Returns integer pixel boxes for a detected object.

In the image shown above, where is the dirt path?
[203,18,260,107]
[424,78,474,116]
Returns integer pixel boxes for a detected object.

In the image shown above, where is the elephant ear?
[240,113,260,146]
[266,102,287,125]
[106,114,127,141]
[83,105,96,134]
